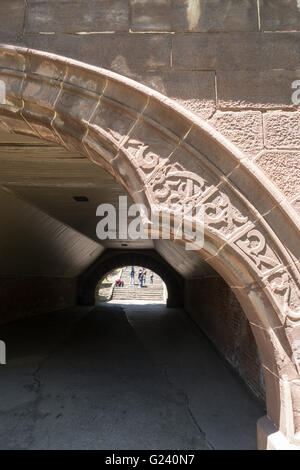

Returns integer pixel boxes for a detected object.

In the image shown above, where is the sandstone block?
[252,324,298,380]
[131,0,171,31]
[25,0,129,33]
[0,0,25,41]
[173,32,300,71]
[261,366,281,428]
[137,70,216,119]
[209,111,263,157]
[91,99,137,146]
[217,70,300,110]
[260,0,300,31]
[256,151,300,200]
[228,162,278,215]
[23,33,171,72]
[172,0,258,32]
[264,112,300,149]
[104,79,148,113]
[184,124,240,177]
[122,119,177,182]
[144,100,191,139]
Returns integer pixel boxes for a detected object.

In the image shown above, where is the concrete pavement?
[0,303,264,450]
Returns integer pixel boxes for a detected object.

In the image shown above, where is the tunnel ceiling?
[0,131,216,279]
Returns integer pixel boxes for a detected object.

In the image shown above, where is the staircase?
[111,266,165,302]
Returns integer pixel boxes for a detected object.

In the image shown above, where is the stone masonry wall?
[1,0,299,216]
[185,276,266,402]
[0,277,77,325]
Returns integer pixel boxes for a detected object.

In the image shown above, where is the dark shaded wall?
[184,276,266,402]
[0,277,77,325]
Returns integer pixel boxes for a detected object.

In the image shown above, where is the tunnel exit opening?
[96,266,168,305]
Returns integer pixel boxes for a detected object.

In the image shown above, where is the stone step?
[112,296,164,301]
[111,266,165,302]
[113,290,164,296]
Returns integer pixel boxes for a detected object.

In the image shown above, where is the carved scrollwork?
[235,229,281,276]
[204,191,249,238]
[148,162,211,211]
[267,268,300,321]
[123,138,159,171]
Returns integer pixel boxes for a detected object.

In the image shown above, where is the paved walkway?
[0,303,264,449]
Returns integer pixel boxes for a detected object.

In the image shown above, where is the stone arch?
[0,45,299,448]
[77,249,184,308]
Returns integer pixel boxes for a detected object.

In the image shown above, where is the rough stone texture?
[260,0,300,31]
[255,151,300,200]
[0,277,77,325]
[264,112,300,149]
[217,70,300,110]
[0,0,25,41]
[25,0,130,33]
[22,33,172,73]
[209,111,264,157]
[171,0,259,32]
[185,277,266,402]
[138,71,216,119]
[172,32,300,71]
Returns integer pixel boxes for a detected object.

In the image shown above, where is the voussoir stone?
[137,71,216,119]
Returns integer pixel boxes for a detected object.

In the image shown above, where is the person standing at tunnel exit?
[130,266,135,285]
[138,268,143,288]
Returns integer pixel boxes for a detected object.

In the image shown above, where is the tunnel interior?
[0,130,266,449]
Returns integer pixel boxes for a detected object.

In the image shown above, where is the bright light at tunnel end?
[96,196,205,251]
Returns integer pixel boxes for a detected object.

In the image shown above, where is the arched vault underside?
[0,45,299,449]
